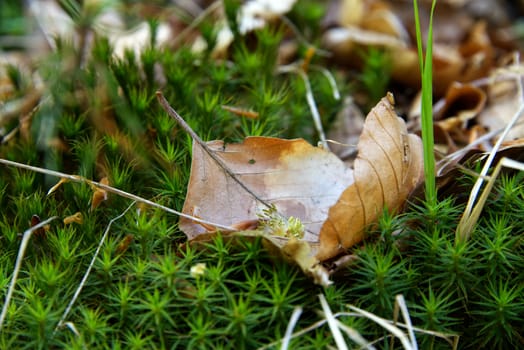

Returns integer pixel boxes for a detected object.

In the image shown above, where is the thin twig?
[276,66,329,150]
[396,295,418,350]
[171,1,222,48]
[335,320,376,350]
[257,319,330,350]
[436,119,524,176]
[0,216,60,331]
[0,158,235,231]
[457,157,524,241]
[310,64,341,100]
[260,307,457,350]
[55,203,134,332]
[280,307,303,350]
[348,305,413,350]
[333,312,458,347]
[457,83,524,242]
[156,91,272,208]
[319,293,348,350]
[279,16,331,58]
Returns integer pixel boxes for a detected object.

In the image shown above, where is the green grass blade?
[413,0,437,205]
[412,0,424,72]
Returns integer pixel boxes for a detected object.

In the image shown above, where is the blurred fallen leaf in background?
[326,96,365,162]
[434,82,487,153]
[478,63,524,141]
[322,0,509,97]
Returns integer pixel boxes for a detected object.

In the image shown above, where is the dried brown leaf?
[434,82,487,152]
[63,212,83,225]
[180,137,354,241]
[115,234,134,255]
[178,96,423,282]
[317,95,424,261]
[91,177,109,211]
[30,214,50,238]
[435,137,524,207]
[478,65,524,141]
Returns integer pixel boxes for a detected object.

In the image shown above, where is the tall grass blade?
[413,0,437,205]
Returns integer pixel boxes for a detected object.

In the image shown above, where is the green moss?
[1,2,524,348]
